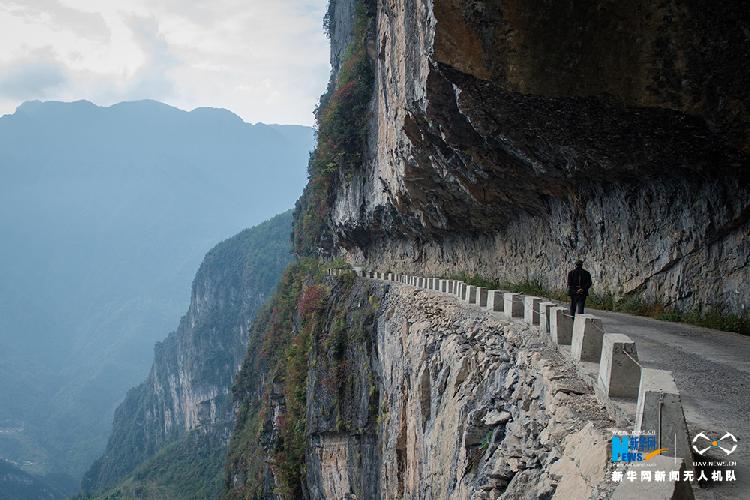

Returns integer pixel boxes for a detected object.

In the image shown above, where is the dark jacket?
[567,267,592,297]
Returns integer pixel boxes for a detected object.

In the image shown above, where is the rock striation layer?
[228,277,620,499]
[326,0,750,314]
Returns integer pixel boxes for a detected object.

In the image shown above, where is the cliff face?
[226,276,617,499]
[327,0,749,314]
[82,212,294,496]
[307,281,620,499]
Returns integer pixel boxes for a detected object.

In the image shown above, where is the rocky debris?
[306,282,620,499]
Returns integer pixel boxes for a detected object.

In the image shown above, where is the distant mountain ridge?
[0,99,313,488]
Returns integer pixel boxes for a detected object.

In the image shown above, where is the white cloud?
[0,0,330,125]
[0,46,68,98]
[2,0,110,42]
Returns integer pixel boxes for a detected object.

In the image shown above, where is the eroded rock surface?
[306,281,618,499]
[327,0,750,314]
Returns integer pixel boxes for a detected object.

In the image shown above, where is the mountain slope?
[81,210,294,496]
[0,100,312,483]
[0,460,71,500]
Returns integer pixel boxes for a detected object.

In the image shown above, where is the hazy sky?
[0,0,330,125]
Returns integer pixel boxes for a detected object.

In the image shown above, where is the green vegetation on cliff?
[224,259,325,498]
[293,1,375,255]
[80,211,295,499]
[224,261,382,498]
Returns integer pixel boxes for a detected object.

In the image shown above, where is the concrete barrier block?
[455,282,464,298]
[386,273,393,281]
[464,285,477,303]
[635,369,692,461]
[439,279,446,292]
[549,307,574,344]
[475,287,488,307]
[503,293,524,318]
[598,333,641,399]
[571,314,604,362]
[538,301,556,333]
[486,290,504,312]
[523,296,542,325]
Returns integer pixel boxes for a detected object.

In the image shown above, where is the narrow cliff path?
[592,308,750,500]
[368,274,749,498]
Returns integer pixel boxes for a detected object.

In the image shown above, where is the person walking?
[567,259,592,317]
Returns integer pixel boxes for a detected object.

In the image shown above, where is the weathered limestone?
[571,314,604,362]
[635,369,692,461]
[475,287,488,307]
[538,301,556,333]
[464,285,477,304]
[503,293,524,319]
[549,307,574,345]
[486,290,504,312]
[598,334,641,399]
[523,296,543,325]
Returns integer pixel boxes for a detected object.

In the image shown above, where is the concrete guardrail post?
[571,314,604,362]
[475,287,488,307]
[464,285,477,303]
[486,290,504,312]
[523,296,542,325]
[635,368,692,461]
[503,293,524,319]
[598,333,641,399]
[549,307,574,344]
[538,301,556,333]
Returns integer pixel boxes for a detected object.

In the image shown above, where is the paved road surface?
[593,308,750,500]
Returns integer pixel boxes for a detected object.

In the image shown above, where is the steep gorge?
[224,1,747,499]
[82,211,294,498]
